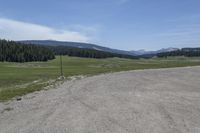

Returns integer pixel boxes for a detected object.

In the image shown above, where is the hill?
[19,40,135,56]
[19,40,182,56]
[0,39,137,62]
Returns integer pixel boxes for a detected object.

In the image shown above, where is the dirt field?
[0,66,200,133]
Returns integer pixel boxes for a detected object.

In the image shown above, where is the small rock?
[16,97,22,101]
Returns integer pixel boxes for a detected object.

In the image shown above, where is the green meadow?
[1,56,200,101]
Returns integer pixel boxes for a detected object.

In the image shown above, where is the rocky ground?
[0,66,200,133]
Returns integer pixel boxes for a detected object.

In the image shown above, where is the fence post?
[60,54,63,77]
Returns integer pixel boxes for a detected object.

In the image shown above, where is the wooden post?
[60,54,63,77]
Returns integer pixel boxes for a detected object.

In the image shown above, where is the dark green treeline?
[0,39,55,62]
[157,48,200,57]
[49,45,137,59]
[0,39,137,62]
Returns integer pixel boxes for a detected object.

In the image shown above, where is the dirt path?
[0,67,200,133]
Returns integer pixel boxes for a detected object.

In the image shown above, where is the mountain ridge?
[18,40,179,56]
[130,48,179,55]
[18,40,135,56]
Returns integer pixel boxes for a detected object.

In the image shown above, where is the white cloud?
[0,18,90,42]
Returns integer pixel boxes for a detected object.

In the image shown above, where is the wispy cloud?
[0,18,91,42]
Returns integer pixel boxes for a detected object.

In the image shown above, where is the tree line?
[157,48,200,57]
[0,39,137,62]
[0,39,55,62]
[49,45,137,59]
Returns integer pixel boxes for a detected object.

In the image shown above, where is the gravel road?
[0,66,200,133]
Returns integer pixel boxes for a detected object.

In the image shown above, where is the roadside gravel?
[0,66,200,133]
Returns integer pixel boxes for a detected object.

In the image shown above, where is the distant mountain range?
[18,40,179,56]
[130,48,179,55]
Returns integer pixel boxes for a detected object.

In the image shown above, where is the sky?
[0,0,200,50]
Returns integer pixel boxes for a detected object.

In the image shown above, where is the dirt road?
[0,67,200,133]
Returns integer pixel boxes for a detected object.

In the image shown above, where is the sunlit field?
[1,56,200,101]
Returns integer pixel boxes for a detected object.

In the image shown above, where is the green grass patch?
[0,56,200,101]
[0,83,48,102]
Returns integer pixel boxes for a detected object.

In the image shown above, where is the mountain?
[130,48,179,55]
[18,40,179,57]
[18,40,135,56]
[156,48,180,53]
[130,49,147,55]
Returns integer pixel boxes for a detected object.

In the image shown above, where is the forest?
[0,39,137,62]
[49,45,137,59]
[157,48,200,57]
[0,39,55,62]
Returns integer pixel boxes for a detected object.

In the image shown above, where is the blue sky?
[0,0,200,50]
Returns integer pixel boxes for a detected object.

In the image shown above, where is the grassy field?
[0,56,200,101]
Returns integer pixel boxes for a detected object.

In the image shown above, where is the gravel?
[0,66,200,133]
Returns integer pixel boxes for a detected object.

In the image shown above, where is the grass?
[0,56,200,101]
[0,83,48,101]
